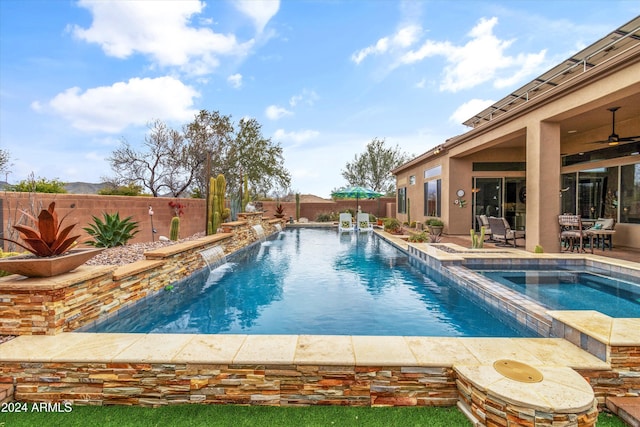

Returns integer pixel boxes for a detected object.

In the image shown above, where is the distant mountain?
[64,182,108,194]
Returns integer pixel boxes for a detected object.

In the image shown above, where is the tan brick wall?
[1,192,206,248]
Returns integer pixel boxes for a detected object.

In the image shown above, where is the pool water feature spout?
[252,224,266,241]
[199,246,227,271]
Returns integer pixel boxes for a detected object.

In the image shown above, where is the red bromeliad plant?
[1,202,80,257]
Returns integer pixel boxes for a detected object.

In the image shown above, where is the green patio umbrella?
[331,186,383,228]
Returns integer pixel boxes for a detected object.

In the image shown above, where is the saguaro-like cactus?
[170,216,180,241]
[470,226,485,249]
[207,176,216,235]
[242,175,250,212]
[208,174,227,234]
[295,193,300,221]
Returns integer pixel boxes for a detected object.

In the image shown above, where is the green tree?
[227,117,290,198]
[187,112,290,199]
[341,138,412,195]
[10,176,67,193]
[183,110,234,197]
[107,119,200,197]
[0,148,10,177]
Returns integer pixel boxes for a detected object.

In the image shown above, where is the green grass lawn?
[0,404,627,427]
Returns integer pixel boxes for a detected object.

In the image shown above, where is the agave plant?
[0,202,80,257]
[83,212,140,248]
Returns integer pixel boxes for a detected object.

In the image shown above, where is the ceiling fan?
[592,107,640,146]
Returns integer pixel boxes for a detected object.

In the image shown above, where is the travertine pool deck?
[0,333,610,369]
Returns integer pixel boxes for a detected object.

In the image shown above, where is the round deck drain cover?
[493,359,543,383]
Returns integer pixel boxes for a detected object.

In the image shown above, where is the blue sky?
[1,1,639,198]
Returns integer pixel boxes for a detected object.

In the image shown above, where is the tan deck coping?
[0,334,609,370]
[144,233,232,259]
[0,265,115,291]
[267,218,284,224]
[549,310,640,346]
[112,260,165,281]
[221,221,247,227]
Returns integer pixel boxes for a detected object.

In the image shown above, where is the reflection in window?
[578,167,618,220]
[424,179,441,217]
[621,163,640,224]
[397,187,407,214]
[424,165,442,179]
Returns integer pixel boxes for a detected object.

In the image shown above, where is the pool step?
[606,397,640,427]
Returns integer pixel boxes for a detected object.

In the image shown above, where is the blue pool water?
[477,269,640,318]
[87,228,531,337]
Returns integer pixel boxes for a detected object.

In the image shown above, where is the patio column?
[526,121,561,252]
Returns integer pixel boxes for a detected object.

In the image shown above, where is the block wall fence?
[0,193,396,250]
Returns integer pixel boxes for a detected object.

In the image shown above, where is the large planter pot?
[0,248,104,278]
[428,225,444,236]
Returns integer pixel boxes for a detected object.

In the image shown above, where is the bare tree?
[107,119,198,197]
[341,138,412,195]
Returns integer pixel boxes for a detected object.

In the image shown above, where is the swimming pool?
[476,269,640,318]
[86,228,531,337]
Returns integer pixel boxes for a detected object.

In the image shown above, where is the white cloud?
[273,129,320,145]
[357,17,546,93]
[43,76,199,133]
[233,0,280,33]
[227,73,243,88]
[351,24,421,64]
[72,0,254,75]
[289,89,318,107]
[449,98,495,125]
[265,105,292,120]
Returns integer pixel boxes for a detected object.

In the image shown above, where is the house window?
[397,187,407,214]
[409,175,416,185]
[424,179,441,217]
[424,165,442,179]
[621,163,640,224]
[560,161,639,224]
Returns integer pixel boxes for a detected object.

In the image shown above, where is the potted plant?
[427,218,444,237]
[274,203,285,218]
[0,202,102,277]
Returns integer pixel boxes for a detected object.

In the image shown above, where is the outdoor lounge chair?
[487,217,525,247]
[558,214,587,252]
[338,212,354,232]
[585,217,616,251]
[357,213,373,232]
[475,215,493,241]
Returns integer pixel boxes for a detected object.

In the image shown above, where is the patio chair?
[558,214,587,252]
[475,215,493,241]
[586,217,616,250]
[338,212,354,233]
[357,213,373,232]
[487,217,525,247]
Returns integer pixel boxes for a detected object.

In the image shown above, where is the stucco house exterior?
[392,16,640,252]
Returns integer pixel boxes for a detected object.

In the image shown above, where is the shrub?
[98,183,144,196]
[83,212,140,247]
[427,219,444,227]
[383,218,402,233]
[316,212,333,222]
[10,176,67,193]
[407,232,428,242]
